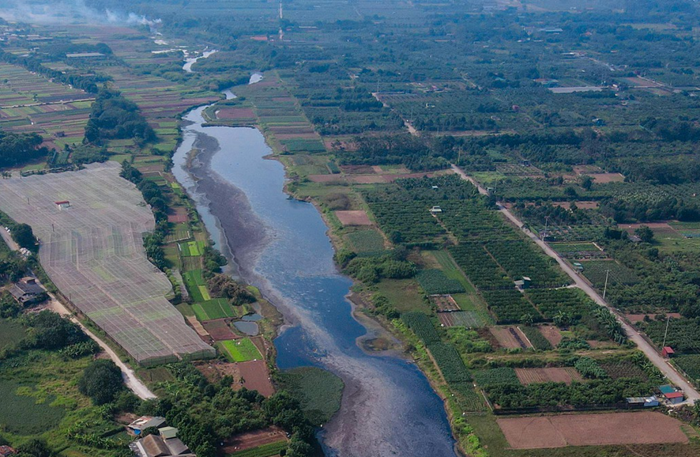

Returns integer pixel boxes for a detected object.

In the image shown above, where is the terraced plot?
[0,162,214,364]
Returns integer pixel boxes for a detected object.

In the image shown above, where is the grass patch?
[416,269,466,295]
[0,319,25,349]
[278,367,344,426]
[218,338,263,362]
[377,278,431,314]
[0,380,65,435]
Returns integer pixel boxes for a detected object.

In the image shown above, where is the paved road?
[451,165,700,404]
[2,227,156,400]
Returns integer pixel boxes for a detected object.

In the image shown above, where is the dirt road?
[2,227,156,400]
[49,298,156,400]
[451,164,700,403]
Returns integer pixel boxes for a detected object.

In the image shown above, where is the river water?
[172,89,458,457]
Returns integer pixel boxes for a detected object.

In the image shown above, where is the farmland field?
[0,163,214,364]
[417,269,465,295]
[489,326,533,349]
[515,367,584,385]
[674,355,700,384]
[581,260,640,287]
[219,338,263,362]
[438,311,483,328]
[192,298,239,321]
[345,229,385,252]
[497,412,688,449]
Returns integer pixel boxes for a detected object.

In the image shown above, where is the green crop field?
[228,440,288,457]
[183,269,207,301]
[581,260,640,287]
[192,298,237,321]
[219,338,263,362]
[346,229,385,252]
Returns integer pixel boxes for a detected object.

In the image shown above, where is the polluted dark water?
[172,99,458,457]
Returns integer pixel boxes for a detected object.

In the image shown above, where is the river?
[172,85,458,457]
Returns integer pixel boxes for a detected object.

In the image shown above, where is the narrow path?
[2,227,156,400]
[49,298,156,400]
[451,164,700,404]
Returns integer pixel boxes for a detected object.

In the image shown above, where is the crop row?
[427,342,472,383]
[525,288,593,321]
[482,290,542,324]
[367,201,445,244]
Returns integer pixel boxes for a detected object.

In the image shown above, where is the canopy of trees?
[78,359,125,405]
[85,87,156,144]
[0,131,49,169]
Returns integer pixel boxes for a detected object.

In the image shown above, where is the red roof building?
[662,346,675,358]
[0,445,16,457]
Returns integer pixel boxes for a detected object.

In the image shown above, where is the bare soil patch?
[590,173,625,183]
[431,295,460,312]
[195,360,238,384]
[490,326,533,349]
[335,210,372,226]
[202,319,238,341]
[347,175,386,184]
[515,367,583,385]
[186,316,209,338]
[308,174,344,183]
[237,360,274,397]
[498,412,688,449]
[340,165,377,174]
[167,206,188,224]
[222,427,287,454]
[552,201,599,210]
[216,107,256,120]
[626,312,682,323]
[538,325,563,346]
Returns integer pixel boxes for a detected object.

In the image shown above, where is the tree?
[635,225,655,243]
[12,223,37,252]
[26,311,87,349]
[580,175,593,191]
[78,359,124,405]
[15,439,56,457]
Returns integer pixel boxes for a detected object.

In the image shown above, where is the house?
[626,396,659,408]
[429,206,442,213]
[55,200,70,210]
[128,416,166,434]
[0,445,16,457]
[665,391,684,405]
[129,433,195,457]
[10,277,47,305]
[514,277,531,290]
[158,427,179,440]
[659,385,685,404]
[662,346,675,358]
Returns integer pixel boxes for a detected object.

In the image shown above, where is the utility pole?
[661,314,671,351]
[543,215,550,240]
[602,269,610,300]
